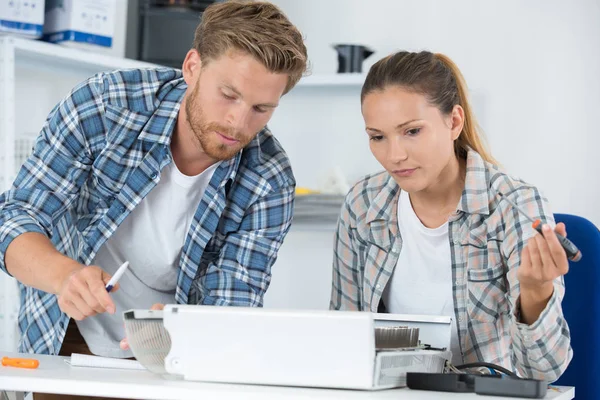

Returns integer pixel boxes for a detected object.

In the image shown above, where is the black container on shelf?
[138,0,217,68]
[333,44,374,73]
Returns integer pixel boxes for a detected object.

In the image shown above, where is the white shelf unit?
[298,73,366,87]
[0,36,158,189]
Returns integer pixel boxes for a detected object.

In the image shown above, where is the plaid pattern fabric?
[0,68,295,355]
[330,150,572,382]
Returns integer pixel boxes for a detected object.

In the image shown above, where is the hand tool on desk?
[2,357,39,369]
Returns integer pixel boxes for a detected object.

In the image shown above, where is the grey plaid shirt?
[330,150,572,382]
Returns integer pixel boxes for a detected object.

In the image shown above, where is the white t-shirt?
[77,160,221,358]
[383,190,462,365]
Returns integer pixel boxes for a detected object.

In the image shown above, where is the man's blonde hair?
[193,0,308,94]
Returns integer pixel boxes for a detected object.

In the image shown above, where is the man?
[0,0,307,386]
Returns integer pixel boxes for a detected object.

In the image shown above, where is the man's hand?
[120,303,165,351]
[57,265,119,320]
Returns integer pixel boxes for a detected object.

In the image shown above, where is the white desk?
[0,352,574,400]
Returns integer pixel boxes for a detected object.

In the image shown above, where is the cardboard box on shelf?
[42,0,124,56]
[0,0,45,38]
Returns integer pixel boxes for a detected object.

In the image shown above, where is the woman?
[330,51,572,382]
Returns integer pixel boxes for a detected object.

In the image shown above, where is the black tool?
[474,376,547,398]
[406,372,477,392]
[407,372,547,399]
[499,193,582,262]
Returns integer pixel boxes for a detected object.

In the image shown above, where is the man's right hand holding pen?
[5,232,119,321]
[57,264,119,320]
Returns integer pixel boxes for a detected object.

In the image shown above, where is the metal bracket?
[1,390,25,400]
[0,37,18,353]
[0,37,16,192]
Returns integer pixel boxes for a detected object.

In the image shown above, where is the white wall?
[263,0,600,309]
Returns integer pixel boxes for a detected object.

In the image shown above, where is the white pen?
[105,261,130,293]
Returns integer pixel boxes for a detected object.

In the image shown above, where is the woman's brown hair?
[361,51,496,164]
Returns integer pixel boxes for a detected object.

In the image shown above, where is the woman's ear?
[450,104,465,141]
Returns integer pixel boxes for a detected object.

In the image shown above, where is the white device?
[124,305,452,390]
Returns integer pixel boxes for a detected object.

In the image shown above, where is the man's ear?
[182,49,202,86]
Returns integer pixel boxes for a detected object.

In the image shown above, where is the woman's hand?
[517,223,569,325]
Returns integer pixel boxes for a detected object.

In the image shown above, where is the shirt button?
[458,316,463,322]
[151,172,158,179]
[376,284,381,289]
[391,247,399,254]
[455,279,461,285]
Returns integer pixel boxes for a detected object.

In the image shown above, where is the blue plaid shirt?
[0,68,295,355]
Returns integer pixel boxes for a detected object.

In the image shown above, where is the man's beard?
[185,80,250,161]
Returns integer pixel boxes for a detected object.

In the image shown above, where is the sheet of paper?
[65,353,146,371]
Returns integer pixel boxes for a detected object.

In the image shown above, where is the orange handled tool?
[1,357,40,369]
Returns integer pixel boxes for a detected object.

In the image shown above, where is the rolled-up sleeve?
[501,188,572,382]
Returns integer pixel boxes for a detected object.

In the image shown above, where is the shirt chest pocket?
[87,148,131,206]
[89,174,119,205]
[467,260,509,323]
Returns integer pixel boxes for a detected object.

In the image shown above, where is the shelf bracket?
[0,37,16,192]
[0,37,19,353]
